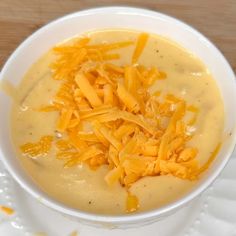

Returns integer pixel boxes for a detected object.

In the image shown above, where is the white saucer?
[0,150,236,236]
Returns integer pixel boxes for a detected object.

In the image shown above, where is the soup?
[10,30,224,215]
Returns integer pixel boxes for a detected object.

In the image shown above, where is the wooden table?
[0,0,236,72]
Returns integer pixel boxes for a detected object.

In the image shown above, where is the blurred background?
[0,0,235,72]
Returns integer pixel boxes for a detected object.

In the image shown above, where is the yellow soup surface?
[11,30,224,215]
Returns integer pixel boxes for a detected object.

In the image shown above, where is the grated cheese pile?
[20,33,221,213]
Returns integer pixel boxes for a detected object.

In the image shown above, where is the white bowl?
[0,7,236,228]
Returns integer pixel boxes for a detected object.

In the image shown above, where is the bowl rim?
[1,6,236,224]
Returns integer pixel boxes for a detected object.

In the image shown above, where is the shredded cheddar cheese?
[132,33,149,64]
[75,73,102,107]
[0,205,14,215]
[117,83,140,113]
[20,136,53,158]
[126,192,139,213]
[20,32,222,213]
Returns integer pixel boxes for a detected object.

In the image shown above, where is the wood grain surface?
[0,0,235,72]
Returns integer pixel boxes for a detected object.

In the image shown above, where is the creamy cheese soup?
[11,30,224,215]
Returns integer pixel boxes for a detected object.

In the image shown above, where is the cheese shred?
[0,206,14,215]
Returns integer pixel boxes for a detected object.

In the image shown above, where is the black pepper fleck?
[88,201,92,204]
[156,49,159,53]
